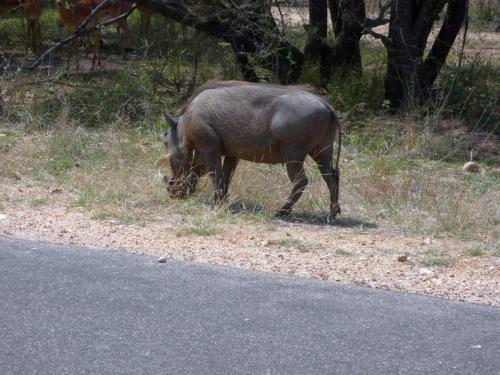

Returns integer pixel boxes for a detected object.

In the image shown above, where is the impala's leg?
[143,14,151,41]
[96,30,102,67]
[33,19,41,54]
[26,19,32,53]
[222,156,239,199]
[90,30,101,70]
[278,148,307,217]
[140,13,151,56]
[310,145,341,219]
[117,19,130,54]
[75,39,81,72]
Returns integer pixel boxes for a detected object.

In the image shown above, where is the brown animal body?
[56,0,134,70]
[56,0,103,70]
[137,5,154,40]
[0,0,42,54]
[163,81,342,218]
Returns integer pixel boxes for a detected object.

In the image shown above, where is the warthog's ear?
[164,112,179,131]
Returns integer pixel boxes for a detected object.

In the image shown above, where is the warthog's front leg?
[195,127,225,203]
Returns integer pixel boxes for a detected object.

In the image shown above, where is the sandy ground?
[1,180,498,306]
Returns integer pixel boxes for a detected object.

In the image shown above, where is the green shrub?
[327,70,385,112]
[438,59,499,134]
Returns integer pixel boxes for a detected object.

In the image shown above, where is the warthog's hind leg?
[222,156,239,199]
[311,146,341,219]
[277,149,308,217]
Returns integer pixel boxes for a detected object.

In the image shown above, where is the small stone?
[419,268,433,275]
[158,256,167,263]
[422,237,432,245]
[0,214,7,220]
[470,345,482,349]
[261,239,271,247]
[397,255,408,262]
[463,161,480,173]
[318,272,329,281]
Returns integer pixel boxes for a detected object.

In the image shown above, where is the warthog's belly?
[221,141,285,164]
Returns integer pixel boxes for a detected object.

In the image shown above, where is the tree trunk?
[328,0,342,37]
[304,0,328,62]
[384,0,467,108]
[305,0,366,83]
[327,0,365,74]
[418,0,468,93]
[134,0,303,83]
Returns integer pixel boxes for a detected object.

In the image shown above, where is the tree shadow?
[228,201,377,229]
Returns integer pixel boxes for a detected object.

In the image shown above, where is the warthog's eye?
[163,175,174,186]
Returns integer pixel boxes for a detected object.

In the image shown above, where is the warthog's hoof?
[276,208,292,218]
[330,203,341,219]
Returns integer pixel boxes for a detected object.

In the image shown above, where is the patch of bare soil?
[1,179,498,306]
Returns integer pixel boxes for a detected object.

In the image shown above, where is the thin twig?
[76,0,112,33]
[25,5,137,70]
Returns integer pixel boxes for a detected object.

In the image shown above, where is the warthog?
[162,81,342,218]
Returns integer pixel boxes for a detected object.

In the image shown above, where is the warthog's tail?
[325,104,342,172]
[335,115,342,172]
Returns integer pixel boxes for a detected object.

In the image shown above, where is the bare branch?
[363,0,391,30]
[25,5,137,70]
[75,0,112,33]
[365,29,391,47]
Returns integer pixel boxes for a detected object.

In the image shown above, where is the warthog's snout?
[162,175,172,185]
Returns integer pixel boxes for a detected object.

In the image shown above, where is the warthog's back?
[183,84,338,163]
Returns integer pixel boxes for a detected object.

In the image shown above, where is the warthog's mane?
[176,80,319,115]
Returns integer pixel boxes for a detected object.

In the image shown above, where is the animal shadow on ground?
[228,201,377,229]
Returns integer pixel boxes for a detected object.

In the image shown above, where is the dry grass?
[1,121,498,245]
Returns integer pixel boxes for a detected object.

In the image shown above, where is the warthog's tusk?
[154,155,171,169]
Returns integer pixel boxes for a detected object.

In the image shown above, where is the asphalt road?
[0,236,498,375]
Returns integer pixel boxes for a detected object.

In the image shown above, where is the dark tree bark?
[418,0,469,92]
[384,0,468,108]
[326,0,366,74]
[304,0,328,62]
[304,0,366,82]
[133,0,303,83]
[328,0,342,37]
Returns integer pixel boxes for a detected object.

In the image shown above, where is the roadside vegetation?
[0,0,498,303]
